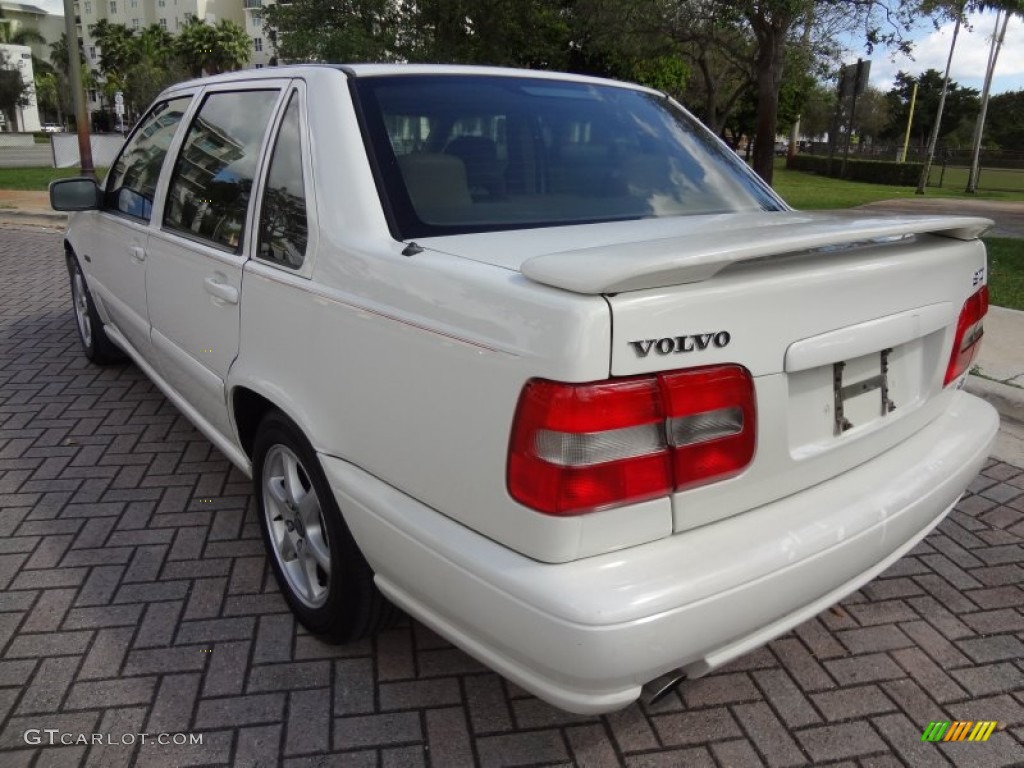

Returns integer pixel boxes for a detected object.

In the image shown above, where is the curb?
[0,208,66,222]
[0,210,67,231]
[966,375,1024,426]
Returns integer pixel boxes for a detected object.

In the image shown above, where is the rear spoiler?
[520,213,993,295]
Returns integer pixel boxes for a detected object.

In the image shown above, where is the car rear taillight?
[660,366,757,490]
[944,285,988,386]
[508,365,756,516]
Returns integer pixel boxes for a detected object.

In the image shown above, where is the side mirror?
[49,177,102,212]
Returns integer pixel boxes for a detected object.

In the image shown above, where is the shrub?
[788,154,923,186]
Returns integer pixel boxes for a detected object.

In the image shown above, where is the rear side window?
[257,91,309,269]
[163,89,280,252]
[105,96,191,221]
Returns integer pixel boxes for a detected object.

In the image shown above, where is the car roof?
[160,63,655,96]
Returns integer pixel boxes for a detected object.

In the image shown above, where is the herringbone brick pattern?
[0,225,1021,767]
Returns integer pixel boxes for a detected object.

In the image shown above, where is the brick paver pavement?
[0,224,1022,767]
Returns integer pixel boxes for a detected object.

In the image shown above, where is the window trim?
[102,93,196,225]
[251,80,318,278]
[157,80,291,260]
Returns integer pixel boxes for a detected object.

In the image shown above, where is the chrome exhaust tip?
[644,669,688,707]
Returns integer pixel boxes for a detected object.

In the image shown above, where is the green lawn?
[986,237,1024,311]
[773,161,1024,210]
[0,167,103,190]
[772,163,1024,310]
[930,165,1024,195]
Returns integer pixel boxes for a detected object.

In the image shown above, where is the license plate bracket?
[833,348,896,434]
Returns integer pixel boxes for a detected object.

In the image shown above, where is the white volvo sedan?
[51,64,998,714]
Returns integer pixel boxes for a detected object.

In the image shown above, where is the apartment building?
[241,0,274,68]
[74,0,246,68]
[73,0,253,107]
[2,0,276,119]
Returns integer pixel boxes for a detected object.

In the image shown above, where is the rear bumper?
[322,392,998,714]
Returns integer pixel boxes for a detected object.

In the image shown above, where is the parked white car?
[50,64,998,714]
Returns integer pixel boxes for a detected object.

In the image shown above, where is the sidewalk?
[1,191,1021,458]
[0,189,65,229]
[859,196,1024,239]
[968,306,1024,466]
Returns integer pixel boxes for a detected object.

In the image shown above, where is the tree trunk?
[966,10,1010,194]
[916,12,962,195]
[751,27,784,184]
[698,54,720,134]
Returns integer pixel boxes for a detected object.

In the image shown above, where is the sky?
[849,8,1023,95]
[29,1,1024,96]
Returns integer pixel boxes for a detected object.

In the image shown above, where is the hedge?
[788,153,924,186]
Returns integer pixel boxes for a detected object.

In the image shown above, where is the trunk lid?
[601,222,989,532]
[425,210,992,534]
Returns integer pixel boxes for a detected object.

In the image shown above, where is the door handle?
[203,277,239,305]
[130,246,146,263]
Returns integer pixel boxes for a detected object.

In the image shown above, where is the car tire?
[66,252,126,364]
[253,411,398,642]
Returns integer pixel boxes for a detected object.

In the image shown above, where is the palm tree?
[90,19,138,80]
[175,18,251,78]
[965,2,1023,193]
[916,1,966,194]
[50,33,86,76]
[6,27,46,47]
[211,20,253,74]
[125,24,185,115]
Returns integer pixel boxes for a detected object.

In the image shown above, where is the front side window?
[163,89,279,251]
[258,92,308,269]
[109,0,116,12]
[355,75,781,239]
[105,96,191,221]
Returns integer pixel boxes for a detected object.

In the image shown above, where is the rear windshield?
[353,75,783,239]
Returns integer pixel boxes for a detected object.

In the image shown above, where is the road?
[0,146,53,169]
[0,225,1021,767]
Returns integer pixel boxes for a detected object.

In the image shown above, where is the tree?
[883,70,978,149]
[986,89,1024,148]
[741,0,924,184]
[34,70,61,124]
[401,0,574,70]
[49,34,85,127]
[578,0,919,183]
[175,18,251,78]
[125,25,185,116]
[263,0,401,63]
[577,0,756,135]
[799,82,836,139]
[0,50,31,129]
[966,1,1024,192]
[91,18,139,83]
[916,0,967,193]
[1,25,45,47]
[852,86,889,144]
